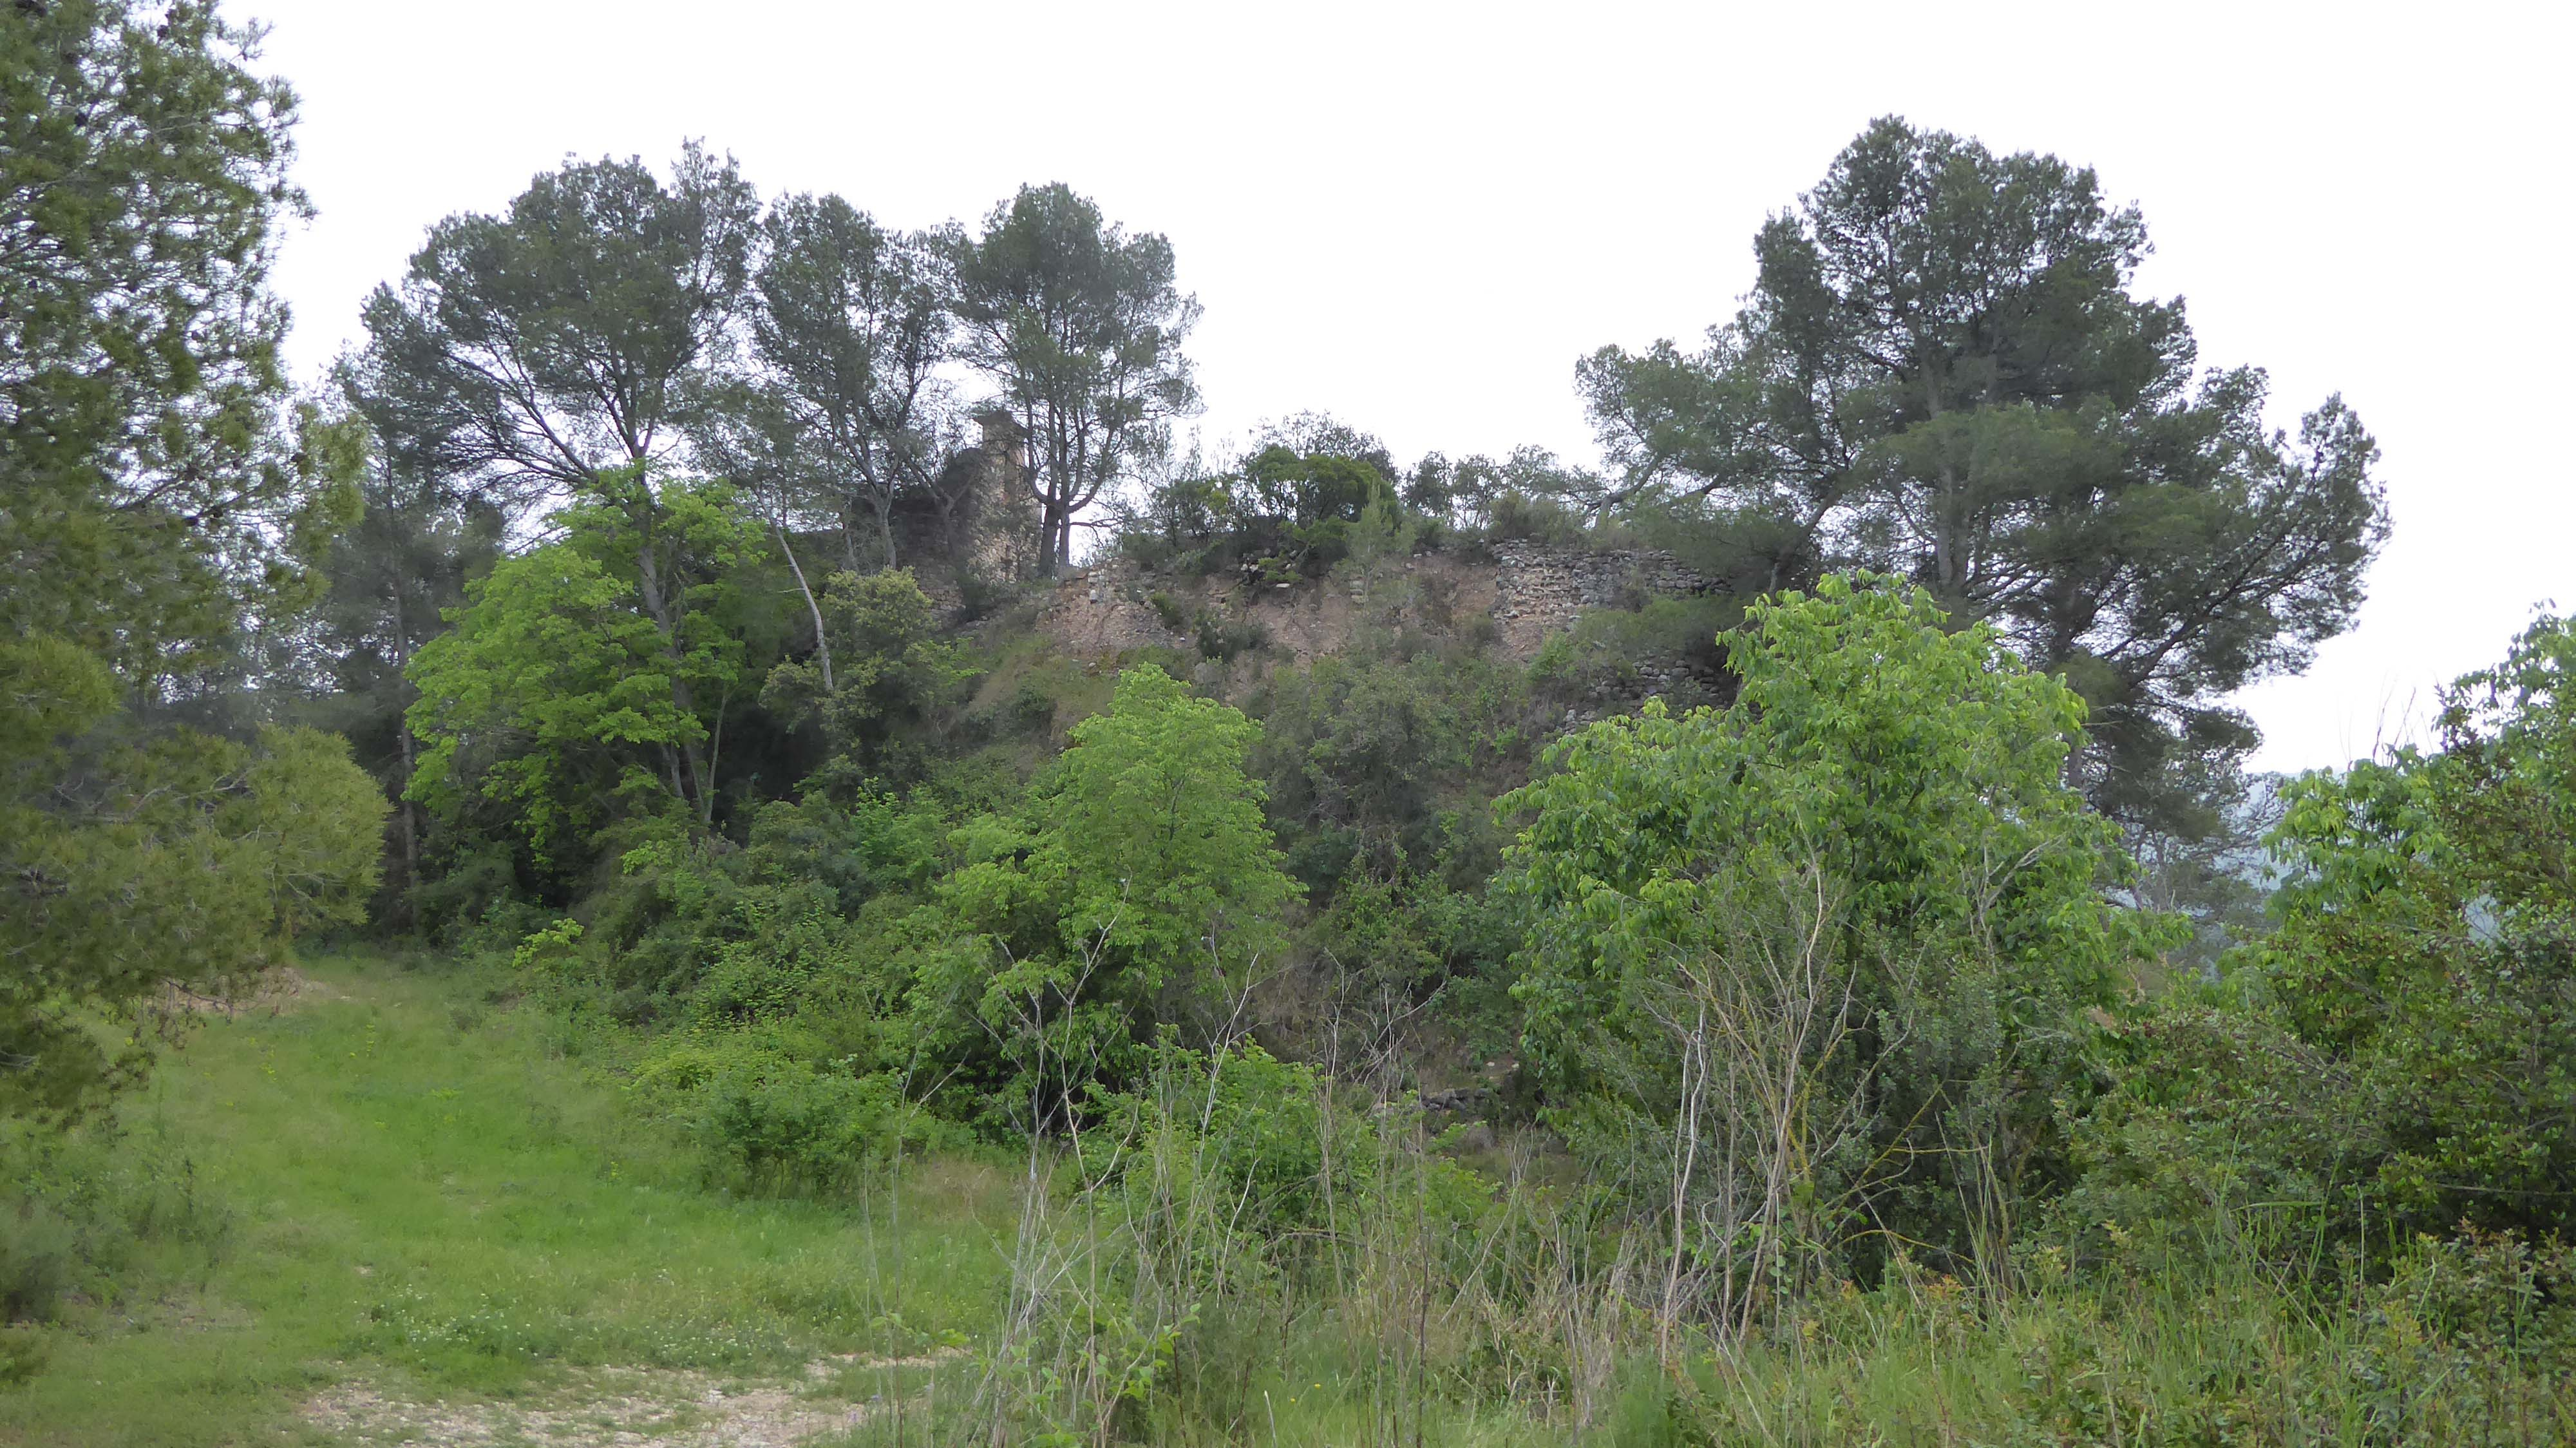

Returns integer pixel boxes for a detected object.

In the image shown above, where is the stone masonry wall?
[1034,542,1717,665]
[1486,543,1717,656]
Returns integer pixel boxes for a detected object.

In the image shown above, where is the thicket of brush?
[430,577,2573,1447]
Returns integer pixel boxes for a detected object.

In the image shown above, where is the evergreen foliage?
[1579,117,2388,832]
[1,0,384,1122]
[952,182,1201,573]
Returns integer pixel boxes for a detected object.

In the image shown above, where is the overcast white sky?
[235,0,2571,776]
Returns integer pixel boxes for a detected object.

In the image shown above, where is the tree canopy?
[348,144,759,514]
[953,182,1200,573]
[1579,117,2387,828]
[404,466,766,871]
[729,193,962,571]
[2,0,384,1121]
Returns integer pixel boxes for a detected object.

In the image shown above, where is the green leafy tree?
[1578,118,2386,830]
[404,468,765,874]
[2,1,383,1119]
[1503,576,2163,1319]
[234,725,395,941]
[953,183,1200,573]
[2074,614,2576,1262]
[1235,445,1394,578]
[759,567,971,797]
[352,148,763,838]
[931,665,1300,1114]
[2,698,385,1120]
[732,193,963,573]
[289,407,504,920]
[1120,415,1412,581]
[1253,636,1528,884]
[2277,615,2576,1238]
[1,0,352,680]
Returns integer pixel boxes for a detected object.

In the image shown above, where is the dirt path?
[302,1351,961,1447]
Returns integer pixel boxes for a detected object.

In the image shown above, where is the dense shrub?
[1504,576,2172,1318]
[1251,633,1531,884]
[2069,614,2576,1272]
[0,1122,234,1329]
[634,1037,963,1190]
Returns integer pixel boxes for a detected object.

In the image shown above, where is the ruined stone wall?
[1032,541,1716,666]
[1485,543,1718,656]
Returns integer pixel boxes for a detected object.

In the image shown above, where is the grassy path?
[0,955,1008,1447]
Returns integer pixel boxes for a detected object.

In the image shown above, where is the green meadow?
[0,954,1009,1447]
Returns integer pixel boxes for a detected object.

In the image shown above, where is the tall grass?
[837,1028,2573,1448]
[5,953,2566,1447]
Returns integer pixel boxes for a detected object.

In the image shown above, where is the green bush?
[0,1210,75,1324]
[1193,607,1267,662]
[1504,575,2170,1304]
[636,1038,962,1192]
[2069,613,2576,1276]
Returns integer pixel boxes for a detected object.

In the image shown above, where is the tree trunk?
[388,580,420,933]
[777,521,833,694]
[633,529,710,820]
[703,685,727,827]
[1025,402,1059,578]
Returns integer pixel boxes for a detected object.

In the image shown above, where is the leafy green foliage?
[404,467,770,874]
[759,567,972,794]
[0,2,380,1122]
[632,1035,964,1192]
[726,193,963,570]
[1,0,355,681]
[0,720,384,1120]
[1252,631,1529,885]
[289,416,506,921]
[934,665,1300,1108]
[1119,417,1446,585]
[1082,1038,1353,1238]
[1504,575,2166,1293]
[2076,614,2576,1262]
[350,144,758,511]
[1129,445,1399,582]
[953,183,1200,572]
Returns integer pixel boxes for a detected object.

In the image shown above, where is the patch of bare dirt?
[301,1353,956,1447]
[162,964,343,1019]
[1032,567,1189,656]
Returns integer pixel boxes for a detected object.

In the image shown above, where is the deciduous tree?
[933,665,1300,1105]
[1504,576,2165,1317]
[404,468,764,867]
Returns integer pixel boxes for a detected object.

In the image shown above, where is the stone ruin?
[1034,539,1722,667]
